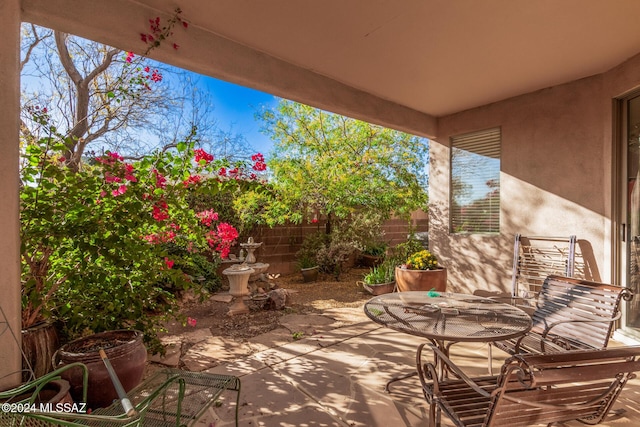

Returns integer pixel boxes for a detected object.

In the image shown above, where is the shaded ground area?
[150,268,374,371]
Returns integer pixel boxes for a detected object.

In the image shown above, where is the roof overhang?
[21,0,640,138]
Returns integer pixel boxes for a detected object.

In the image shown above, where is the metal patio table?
[364,291,532,390]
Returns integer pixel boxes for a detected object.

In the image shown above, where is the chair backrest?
[530,275,633,349]
[511,234,578,307]
[485,346,640,427]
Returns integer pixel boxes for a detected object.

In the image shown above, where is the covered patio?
[3,1,640,422]
[173,309,640,426]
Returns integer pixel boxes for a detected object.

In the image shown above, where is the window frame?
[449,127,501,234]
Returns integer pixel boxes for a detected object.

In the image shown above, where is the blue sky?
[201,77,279,156]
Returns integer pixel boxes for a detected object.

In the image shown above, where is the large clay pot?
[21,322,60,382]
[301,266,319,283]
[395,267,447,292]
[53,330,146,409]
[359,254,383,268]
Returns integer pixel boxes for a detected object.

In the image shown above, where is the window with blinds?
[450,128,500,233]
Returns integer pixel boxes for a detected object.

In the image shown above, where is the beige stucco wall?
[430,53,640,294]
[0,0,24,389]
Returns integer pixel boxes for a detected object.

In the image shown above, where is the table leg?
[385,339,442,393]
[384,370,419,393]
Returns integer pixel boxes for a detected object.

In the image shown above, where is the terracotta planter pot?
[395,267,447,292]
[301,266,319,283]
[53,330,146,409]
[360,281,396,296]
[21,322,60,382]
[359,254,383,268]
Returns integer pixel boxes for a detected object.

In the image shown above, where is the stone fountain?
[221,238,272,315]
[239,237,261,264]
[239,237,270,292]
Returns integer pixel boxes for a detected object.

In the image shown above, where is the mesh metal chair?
[1,366,241,427]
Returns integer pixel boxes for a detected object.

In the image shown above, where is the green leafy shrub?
[362,260,395,285]
[387,231,426,267]
[362,241,388,257]
[20,119,266,352]
[316,240,354,280]
[296,232,327,270]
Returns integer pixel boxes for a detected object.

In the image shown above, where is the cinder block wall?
[237,212,428,274]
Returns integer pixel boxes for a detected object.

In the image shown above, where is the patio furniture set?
[364,234,640,427]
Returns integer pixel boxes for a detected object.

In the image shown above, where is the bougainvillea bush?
[21,118,265,352]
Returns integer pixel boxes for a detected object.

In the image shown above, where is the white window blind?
[450,128,501,233]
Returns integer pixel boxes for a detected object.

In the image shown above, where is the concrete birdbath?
[222,264,255,316]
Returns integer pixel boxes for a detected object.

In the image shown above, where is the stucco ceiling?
[133,0,640,117]
[21,0,640,136]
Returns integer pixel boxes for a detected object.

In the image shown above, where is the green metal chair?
[1,366,240,426]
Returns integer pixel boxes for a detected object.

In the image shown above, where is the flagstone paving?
[151,306,640,427]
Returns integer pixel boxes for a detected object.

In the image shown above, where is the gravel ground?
[162,267,373,340]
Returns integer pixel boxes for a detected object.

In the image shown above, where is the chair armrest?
[19,374,182,425]
[416,342,493,398]
[0,362,89,404]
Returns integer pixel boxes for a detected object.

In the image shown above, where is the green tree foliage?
[236,100,428,232]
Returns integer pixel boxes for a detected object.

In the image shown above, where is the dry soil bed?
[162,267,373,340]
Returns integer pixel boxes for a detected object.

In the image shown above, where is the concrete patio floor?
[171,307,640,427]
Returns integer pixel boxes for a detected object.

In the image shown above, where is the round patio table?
[364,291,532,390]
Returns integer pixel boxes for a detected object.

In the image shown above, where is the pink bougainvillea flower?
[152,200,169,221]
[153,169,167,189]
[124,164,137,182]
[111,184,128,197]
[196,209,219,227]
[312,218,318,223]
[194,148,214,165]
[182,174,202,187]
[173,43,180,50]
[125,51,135,63]
[187,317,197,327]
[109,152,124,161]
[218,167,226,176]
[104,172,121,183]
[150,70,162,82]
[251,153,267,171]
[252,161,267,171]
[144,66,150,72]
[142,230,176,244]
[164,257,174,269]
[218,222,239,240]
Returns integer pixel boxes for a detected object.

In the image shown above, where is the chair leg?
[487,342,493,376]
[428,400,437,427]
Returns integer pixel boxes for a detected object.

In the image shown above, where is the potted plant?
[298,254,320,283]
[296,232,327,283]
[359,241,388,268]
[359,260,396,295]
[395,249,447,292]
